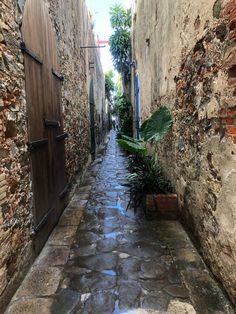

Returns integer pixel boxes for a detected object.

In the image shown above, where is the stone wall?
[0,0,34,310]
[133,0,236,304]
[0,0,105,310]
[47,0,106,180]
[87,40,106,151]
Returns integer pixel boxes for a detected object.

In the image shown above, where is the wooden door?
[22,0,67,254]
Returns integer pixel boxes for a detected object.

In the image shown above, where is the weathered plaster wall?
[133,0,236,304]
[0,0,105,310]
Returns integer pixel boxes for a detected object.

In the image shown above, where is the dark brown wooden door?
[22,0,67,254]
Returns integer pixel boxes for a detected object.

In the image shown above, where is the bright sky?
[86,0,132,74]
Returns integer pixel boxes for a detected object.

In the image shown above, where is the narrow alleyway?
[6,132,234,314]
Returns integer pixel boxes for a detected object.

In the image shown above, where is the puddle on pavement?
[113,300,133,314]
[101,269,116,276]
[116,202,126,215]
[104,231,122,239]
[103,203,126,215]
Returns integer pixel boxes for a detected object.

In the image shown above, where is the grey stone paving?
[6,131,235,314]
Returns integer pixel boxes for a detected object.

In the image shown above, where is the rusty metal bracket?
[32,208,55,234]
[20,42,43,65]
[44,118,60,128]
[27,138,48,151]
[56,132,68,142]
[52,68,64,81]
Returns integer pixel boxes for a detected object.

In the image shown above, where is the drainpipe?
[135,74,140,139]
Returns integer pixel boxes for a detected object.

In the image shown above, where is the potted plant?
[117,106,178,219]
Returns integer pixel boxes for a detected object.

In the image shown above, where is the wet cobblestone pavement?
[6,131,235,314]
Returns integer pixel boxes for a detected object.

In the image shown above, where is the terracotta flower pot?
[145,193,178,219]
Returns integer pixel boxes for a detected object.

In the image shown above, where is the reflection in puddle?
[113,300,137,314]
[104,231,122,239]
[103,203,126,215]
[101,269,116,276]
[117,202,126,215]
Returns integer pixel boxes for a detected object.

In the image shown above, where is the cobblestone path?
[6,132,234,314]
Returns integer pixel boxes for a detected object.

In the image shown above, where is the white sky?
[86,0,132,74]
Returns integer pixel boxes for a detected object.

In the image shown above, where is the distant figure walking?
[111,114,118,131]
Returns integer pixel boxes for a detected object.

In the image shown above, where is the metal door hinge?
[44,118,60,128]
[27,138,48,151]
[56,132,68,142]
[52,69,64,81]
[20,42,43,65]
[32,208,55,234]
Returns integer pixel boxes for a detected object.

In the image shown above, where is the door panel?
[22,0,67,254]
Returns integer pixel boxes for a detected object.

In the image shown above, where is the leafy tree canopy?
[110,4,131,29]
[109,4,131,79]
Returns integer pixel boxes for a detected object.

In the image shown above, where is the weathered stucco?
[0,0,105,310]
[133,0,236,304]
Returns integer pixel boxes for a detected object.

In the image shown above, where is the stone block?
[69,199,88,208]
[0,185,7,195]
[0,265,7,295]
[58,207,83,226]
[0,173,6,183]
[167,300,196,314]
[51,288,80,313]
[48,226,77,246]
[13,266,62,299]
[205,97,220,119]
[35,246,70,266]
[163,284,189,299]
[171,248,206,270]
[75,185,92,195]
[0,191,7,203]
[181,270,235,313]
[6,298,53,314]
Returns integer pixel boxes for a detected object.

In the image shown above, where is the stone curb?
[5,144,107,313]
